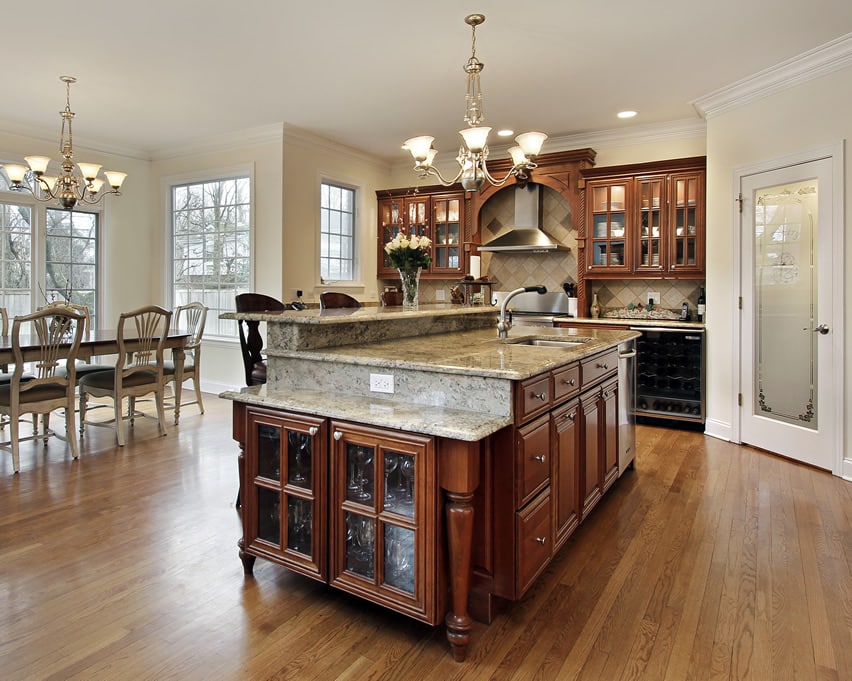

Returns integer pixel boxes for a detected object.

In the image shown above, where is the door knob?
[812,324,830,335]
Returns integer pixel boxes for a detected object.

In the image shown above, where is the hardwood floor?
[1,398,850,680]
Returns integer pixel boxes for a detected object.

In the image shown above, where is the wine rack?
[634,328,705,423]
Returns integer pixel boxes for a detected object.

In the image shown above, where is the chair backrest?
[0,307,8,337]
[115,305,172,382]
[11,306,86,399]
[380,290,404,307]
[38,300,91,334]
[174,302,207,351]
[235,294,285,386]
[320,292,361,310]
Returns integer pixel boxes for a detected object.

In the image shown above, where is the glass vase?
[398,267,421,311]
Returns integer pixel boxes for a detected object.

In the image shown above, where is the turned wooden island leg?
[439,438,481,662]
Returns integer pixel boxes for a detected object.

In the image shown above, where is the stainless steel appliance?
[618,338,637,473]
[631,326,705,423]
[491,290,578,327]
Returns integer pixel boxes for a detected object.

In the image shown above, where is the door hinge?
[738,393,743,406]
[738,296,742,310]
[736,193,744,213]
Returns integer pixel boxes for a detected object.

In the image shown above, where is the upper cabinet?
[580,157,706,279]
[377,187,468,280]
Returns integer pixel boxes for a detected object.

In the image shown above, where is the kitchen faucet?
[497,286,547,339]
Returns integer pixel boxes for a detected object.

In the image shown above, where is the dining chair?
[0,306,86,473]
[319,292,361,310]
[38,301,106,383]
[235,293,286,386]
[78,305,172,447]
[163,301,207,422]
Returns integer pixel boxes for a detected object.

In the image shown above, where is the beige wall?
[703,65,852,471]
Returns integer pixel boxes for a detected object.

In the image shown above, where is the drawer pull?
[595,362,609,370]
[533,454,546,463]
[564,411,576,421]
[309,426,318,436]
[535,536,546,545]
[333,431,343,441]
[532,392,548,401]
[562,378,576,386]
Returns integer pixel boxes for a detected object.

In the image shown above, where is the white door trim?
[730,141,846,477]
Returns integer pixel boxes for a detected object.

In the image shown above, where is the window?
[171,174,251,338]
[0,200,32,318]
[320,182,356,282]
[45,208,99,329]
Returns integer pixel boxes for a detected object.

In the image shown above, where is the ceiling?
[3,1,851,162]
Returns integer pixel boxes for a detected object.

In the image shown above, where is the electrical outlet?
[647,291,661,305]
[369,373,394,394]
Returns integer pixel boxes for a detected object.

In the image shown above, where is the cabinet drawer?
[581,348,618,388]
[516,373,551,422]
[552,364,580,402]
[517,415,551,507]
[516,490,552,595]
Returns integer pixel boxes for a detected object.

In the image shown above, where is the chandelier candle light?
[3,76,127,210]
[403,13,547,192]
[384,233,432,310]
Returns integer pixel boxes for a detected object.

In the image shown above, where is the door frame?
[730,141,846,477]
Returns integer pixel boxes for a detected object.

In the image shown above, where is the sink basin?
[505,337,593,348]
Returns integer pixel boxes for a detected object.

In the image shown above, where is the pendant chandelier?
[3,76,127,211]
[403,14,547,193]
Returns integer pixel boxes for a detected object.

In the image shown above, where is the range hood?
[478,184,570,253]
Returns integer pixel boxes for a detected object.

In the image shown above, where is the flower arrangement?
[384,233,432,271]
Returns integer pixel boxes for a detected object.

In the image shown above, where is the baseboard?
[704,418,733,442]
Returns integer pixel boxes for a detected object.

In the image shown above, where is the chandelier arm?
[416,164,465,187]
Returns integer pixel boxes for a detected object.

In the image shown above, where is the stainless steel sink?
[505,337,593,348]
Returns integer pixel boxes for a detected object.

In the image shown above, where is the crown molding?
[282,124,391,172]
[150,123,285,161]
[693,32,852,118]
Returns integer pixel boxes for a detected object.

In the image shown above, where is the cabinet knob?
[309,426,318,436]
[533,392,548,401]
[533,454,546,463]
[535,537,546,545]
[596,362,609,370]
[333,431,343,441]
[564,411,576,421]
[563,378,576,386]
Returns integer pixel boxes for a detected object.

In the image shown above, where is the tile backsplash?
[589,279,704,315]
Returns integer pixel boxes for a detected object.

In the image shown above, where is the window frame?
[163,163,254,342]
[319,179,359,285]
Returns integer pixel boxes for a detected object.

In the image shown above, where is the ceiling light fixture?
[3,76,127,211]
[403,14,547,192]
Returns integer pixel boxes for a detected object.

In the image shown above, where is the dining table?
[0,329,191,423]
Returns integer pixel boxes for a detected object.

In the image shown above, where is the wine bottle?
[697,286,705,322]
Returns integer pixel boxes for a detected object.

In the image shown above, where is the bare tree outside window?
[320,182,356,282]
[45,208,98,328]
[171,176,251,338]
[0,201,33,318]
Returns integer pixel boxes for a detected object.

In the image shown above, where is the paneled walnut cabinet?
[475,347,618,615]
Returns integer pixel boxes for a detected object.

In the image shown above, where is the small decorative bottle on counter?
[697,286,705,322]
[590,292,601,318]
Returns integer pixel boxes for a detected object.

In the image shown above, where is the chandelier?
[403,14,547,193]
[3,76,127,210]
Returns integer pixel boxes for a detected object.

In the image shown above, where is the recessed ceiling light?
[617,111,637,119]
[496,129,514,137]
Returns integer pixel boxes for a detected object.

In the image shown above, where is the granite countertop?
[554,315,705,330]
[221,303,496,325]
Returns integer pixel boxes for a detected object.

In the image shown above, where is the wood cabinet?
[328,421,440,624]
[240,407,328,581]
[377,187,468,280]
[580,157,706,279]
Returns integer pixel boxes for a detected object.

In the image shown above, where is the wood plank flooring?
[1,398,850,680]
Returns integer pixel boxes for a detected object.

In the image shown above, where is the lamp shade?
[77,162,102,181]
[24,156,51,175]
[515,132,547,158]
[89,178,105,194]
[459,126,491,153]
[3,164,28,184]
[404,136,435,163]
[508,146,527,166]
[103,171,127,190]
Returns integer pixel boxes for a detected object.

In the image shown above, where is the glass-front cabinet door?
[587,181,630,273]
[431,193,464,275]
[669,171,704,274]
[245,408,327,581]
[329,421,439,624]
[377,196,405,276]
[635,175,665,273]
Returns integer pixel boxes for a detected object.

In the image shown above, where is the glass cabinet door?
[431,194,463,274]
[406,196,430,241]
[636,176,664,272]
[378,197,404,273]
[245,409,326,580]
[670,172,704,273]
[588,183,629,271]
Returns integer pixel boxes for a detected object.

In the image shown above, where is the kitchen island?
[221,304,638,661]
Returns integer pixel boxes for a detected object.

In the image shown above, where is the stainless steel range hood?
[478,184,570,253]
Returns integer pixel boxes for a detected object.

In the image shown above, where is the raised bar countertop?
[221,307,638,441]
